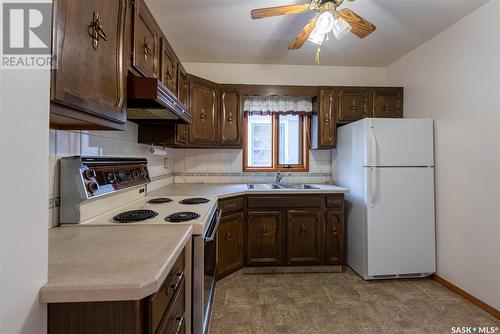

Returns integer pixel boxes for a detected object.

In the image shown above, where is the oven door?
[197,208,221,334]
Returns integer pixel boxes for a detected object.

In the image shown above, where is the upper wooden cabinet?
[50,0,127,130]
[287,210,323,265]
[132,0,158,78]
[373,87,404,118]
[338,87,373,123]
[311,89,338,149]
[189,76,219,145]
[160,38,177,94]
[175,66,189,144]
[219,86,242,146]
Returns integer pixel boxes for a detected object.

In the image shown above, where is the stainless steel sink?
[276,184,319,189]
[247,183,319,190]
[247,184,281,190]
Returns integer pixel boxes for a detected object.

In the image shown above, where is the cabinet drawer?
[149,250,185,333]
[247,196,321,209]
[157,279,185,334]
[326,195,344,209]
[219,196,244,214]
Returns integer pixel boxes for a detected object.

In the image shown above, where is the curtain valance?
[243,95,313,116]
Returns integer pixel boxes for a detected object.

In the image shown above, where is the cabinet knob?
[143,37,153,62]
[351,99,357,113]
[227,111,233,123]
[200,109,206,121]
[261,225,268,236]
[324,117,330,123]
[331,227,338,233]
[225,232,232,241]
[301,224,307,237]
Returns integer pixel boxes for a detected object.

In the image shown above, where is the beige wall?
[386,0,500,310]
[184,63,387,86]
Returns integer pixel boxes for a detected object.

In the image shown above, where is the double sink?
[247,183,319,190]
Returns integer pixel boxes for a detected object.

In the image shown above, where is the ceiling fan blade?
[251,3,310,19]
[338,8,376,39]
[288,18,317,50]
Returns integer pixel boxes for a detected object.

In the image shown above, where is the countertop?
[148,183,349,199]
[40,225,192,303]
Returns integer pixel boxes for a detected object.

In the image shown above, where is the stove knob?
[107,172,116,183]
[132,170,139,179]
[86,181,99,193]
[83,169,96,180]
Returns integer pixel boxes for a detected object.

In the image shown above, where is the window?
[244,114,309,172]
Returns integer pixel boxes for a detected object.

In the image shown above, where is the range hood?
[127,76,192,124]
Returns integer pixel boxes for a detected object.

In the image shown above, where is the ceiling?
[146,0,489,67]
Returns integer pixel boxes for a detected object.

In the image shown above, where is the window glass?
[247,115,272,167]
[278,115,301,165]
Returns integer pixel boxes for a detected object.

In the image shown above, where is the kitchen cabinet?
[311,89,338,149]
[48,248,186,334]
[189,75,219,145]
[132,0,159,78]
[373,87,404,118]
[246,211,283,266]
[219,85,243,147]
[175,65,190,145]
[217,212,244,279]
[287,210,323,265]
[338,87,373,123]
[325,211,345,265]
[50,0,127,130]
[160,37,177,94]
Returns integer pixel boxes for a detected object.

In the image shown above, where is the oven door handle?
[204,208,221,242]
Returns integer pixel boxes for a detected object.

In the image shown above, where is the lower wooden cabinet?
[217,211,244,279]
[48,249,186,334]
[287,210,322,265]
[325,211,345,265]
[246,211,283,266]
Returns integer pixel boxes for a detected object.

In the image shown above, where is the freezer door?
[365,167,435,276]
[364,118,434,167]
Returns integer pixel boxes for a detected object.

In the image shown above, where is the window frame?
[243,113,309,172]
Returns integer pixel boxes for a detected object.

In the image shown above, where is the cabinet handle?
[261,225,268,236]
[225,232,232,242]
[384,102,391,114]
[172,314,185,334]
[301,224,307,237]
[144,37,153,61]
[168,272,184,292]
[351,99,357,113]
[200,108,206,121]
[331,226,338,233]
[89,11,108,50]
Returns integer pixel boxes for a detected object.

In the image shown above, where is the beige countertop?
[40,225,192,303]
[148,183,349,199]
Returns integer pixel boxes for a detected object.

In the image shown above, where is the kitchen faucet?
[275,172,284,184]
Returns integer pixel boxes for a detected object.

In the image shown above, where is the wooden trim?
[433,275,500,319]
[243,114,309,172]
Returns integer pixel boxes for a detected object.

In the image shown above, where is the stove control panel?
[79,159,150,198]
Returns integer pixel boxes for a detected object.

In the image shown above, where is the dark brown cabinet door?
[287,210,323,265]
[132,0,158,78]
[51,0,127,129]
[160,38,177,94]
[189,76,218,145]
[219,86,242,147]
[325,211,345,265]
[175,66,189,144]
[338,87,373,122]
[246,211,282,266]
[373,88,404,118]
[315,89,337,148]
[217,212,244,279]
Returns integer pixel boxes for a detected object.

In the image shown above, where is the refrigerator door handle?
[370,123,378,204]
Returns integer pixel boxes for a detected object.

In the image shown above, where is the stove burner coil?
[147,198,173,204]
[179,198,210,205]
[113,210,158,223]
[165,212,201,222]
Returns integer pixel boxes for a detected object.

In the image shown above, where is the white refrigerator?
[336,118,436,279]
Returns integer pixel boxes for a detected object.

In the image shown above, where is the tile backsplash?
[48,122,333,227]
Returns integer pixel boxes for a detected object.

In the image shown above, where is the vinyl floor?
[209,268,499,334]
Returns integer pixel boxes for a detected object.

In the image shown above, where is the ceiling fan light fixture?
[308,25,325,45]
[316,11,335,34]
[332,16,351,40]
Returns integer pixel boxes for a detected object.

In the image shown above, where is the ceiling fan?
[251,0,376,61]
